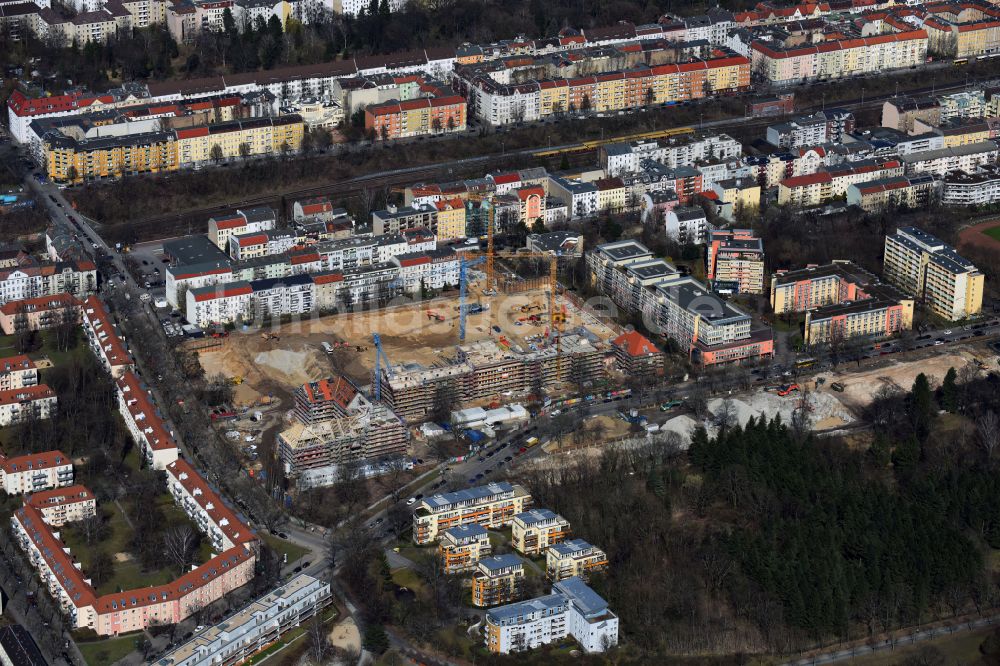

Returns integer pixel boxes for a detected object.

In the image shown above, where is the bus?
[794,357,817,369]
[525,437,540,448]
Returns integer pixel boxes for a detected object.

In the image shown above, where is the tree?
[939,367,958,413]
[363,624,389,654]
[908,373,935,442]
[66,165,78,183]
[581,94,591,112]
[977,411,1000,465]
[163,524,198,573]
[431,117,442,133]
[306,613,331,664]
[210,144,224,163]
[530,218,547,235]
[90,550,115,588]
[238,142,251,159]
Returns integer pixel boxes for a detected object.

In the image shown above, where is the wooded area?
[329,369,1000,662]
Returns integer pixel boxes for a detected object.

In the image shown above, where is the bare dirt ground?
[958,219,1000,252]
[815,347,991,413]
[196,287,619,404]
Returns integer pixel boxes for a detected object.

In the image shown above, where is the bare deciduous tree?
[163,524,198,572]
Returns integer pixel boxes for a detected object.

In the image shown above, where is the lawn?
[0,329,89,370]
[262,533,309,565]
[841,624,994,665]
[983,225,1000,243]
[77,633,141,666]
[61,492,213,596]
[391,567,426,594]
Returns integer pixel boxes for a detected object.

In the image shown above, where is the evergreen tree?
[940,367,958,413]
[908,373,935,441]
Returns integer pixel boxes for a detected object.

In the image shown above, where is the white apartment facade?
[0,384,57,426]
[0,355,38,390]
[485,577,618,655]
[0,450,73,495]
[116,371,179,470]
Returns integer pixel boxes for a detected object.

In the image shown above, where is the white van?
[321,341,334,353]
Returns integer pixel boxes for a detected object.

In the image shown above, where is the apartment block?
[229,230,297,261]
[155,574,332,666]
[293,376,367,425]
[412,482,532,545]
[512,509,571,556]
[665,206,711,245]
[611,330,663,378]
[846,174,940,213]
[706,229,765,295]
[116,371,179,470]
[0,293,80,335]
[0,355,37,391]
[942,166,1000,205]
[207,207,277,251]
[472,554,525,607]
[165,459,258,553]
[883,227,984,321]
[378,334,604,422]
[600,134,741,177]
[43,114,304,183]
[12,500,255,635]
[185,282,253,327]
[485,577,618,654]
[365,95,467,140]
[371,204,437,236]
[0,259,96,306]
[0,450,73,495]
[546,539,608,582]
[25,484,96,526]
[900,141,999,177]
[277,404,409,481]
[81,296,133,378]
[456,50,750,126]
[882,96,942,133]
[750,30,928,87]
[588,240,773,366]
[0,384,57,426]
[439,523,492,574]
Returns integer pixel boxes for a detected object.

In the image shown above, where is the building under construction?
[277,403,409,477]
[375,334,607,422]
[279,373,409,484]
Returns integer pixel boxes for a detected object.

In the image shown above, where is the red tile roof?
[165,458,256,547]
[613,330,661,357]
[0,383,55,406]
[26,484,93,510]
[82,296,132,369]
[116,371,178,452]
[299,376,359,408]
[0,293,80,316]
[0,354,35,373]
[1,448,69,474]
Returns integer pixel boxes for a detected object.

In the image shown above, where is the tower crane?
[372,332,394,402]
[459,255,486,343]
[459,200,566,375]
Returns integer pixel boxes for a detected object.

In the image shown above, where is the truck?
[660,400,684,411]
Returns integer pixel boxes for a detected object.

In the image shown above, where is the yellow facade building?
[545,539,608,582]
[511,509,571,556]
[434,197,468,241]
[439,524,491,574]
[412,482,532,545]
[883,226,983,321]
[471,555,525,607]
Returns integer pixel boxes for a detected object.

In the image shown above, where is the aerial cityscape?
[4,0,1000,664]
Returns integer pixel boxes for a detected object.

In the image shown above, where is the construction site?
[197,281,620,413]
